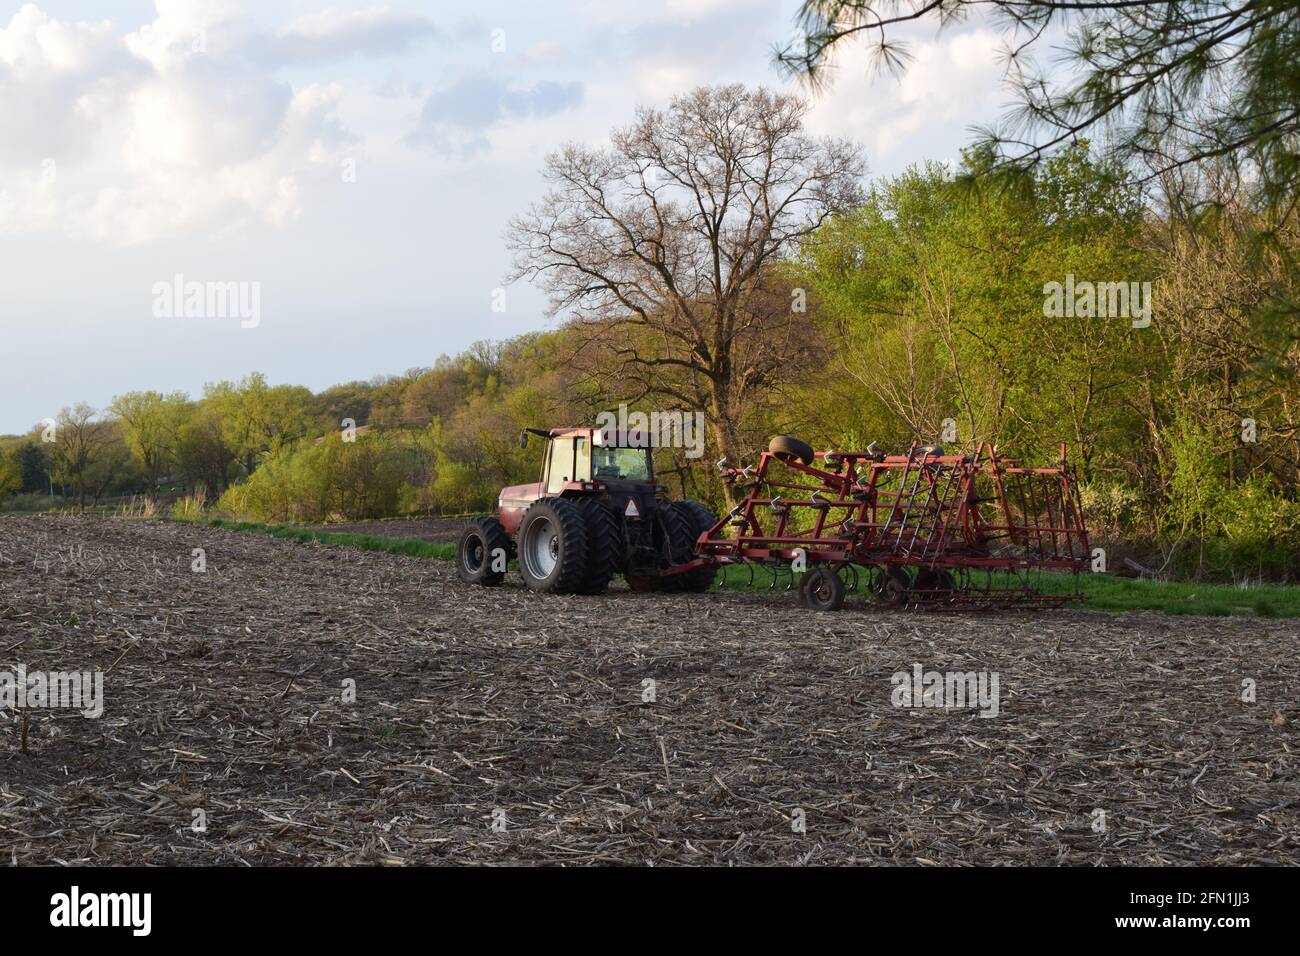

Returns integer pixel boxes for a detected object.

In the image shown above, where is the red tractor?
[455,427,719,594]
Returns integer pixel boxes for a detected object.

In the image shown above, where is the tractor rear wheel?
[624,572,661,592]
[660,499,719,592]
[517,498,589,594]
[574,497,619,594]
[455,516,511,586]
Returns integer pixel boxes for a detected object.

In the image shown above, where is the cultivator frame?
[685,440,1090,611]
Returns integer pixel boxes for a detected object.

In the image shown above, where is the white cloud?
[127,0,238,56]
[664,0,753,18]
[804,27,1009,163]
[520,39,566,67]
[276,6,440,62]
[0,2,366,243]
[0,4,140,164]
[574,0,755,28]
[633,58,706,101]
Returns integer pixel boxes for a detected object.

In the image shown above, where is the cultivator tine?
[841,563,859,593]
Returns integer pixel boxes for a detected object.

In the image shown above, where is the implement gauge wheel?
[913,568,956,604]
[800,567,845,611]
[879,566,912,607]
[768,435,815,466]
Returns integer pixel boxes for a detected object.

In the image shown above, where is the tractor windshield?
[592,445,652,482]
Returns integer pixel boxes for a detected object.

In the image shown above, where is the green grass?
[207,518,455,560]
[202,517,1299,619]
[1033,572,1300,617]
[713,562,1300,618]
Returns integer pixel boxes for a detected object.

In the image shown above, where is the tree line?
[2,81,1297,580]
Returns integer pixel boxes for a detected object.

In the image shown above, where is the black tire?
[675,499,719,537]
[574,497,619,594]
[625,572,661,592]
[516,498,589,594]
[455,516,511,586]
[800,567,845,611]
[768,435,815,466]
[913,568,955,603]
[879,566,912,607]
[663,499,720,593]
[655,502,693,594]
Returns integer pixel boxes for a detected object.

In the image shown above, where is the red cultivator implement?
[687,437,1091,611]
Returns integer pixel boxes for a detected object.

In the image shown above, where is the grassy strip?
[208,519,455,560]
[1034,571,1300,618]
[714,562,1300,618]
[205,518,1298,618]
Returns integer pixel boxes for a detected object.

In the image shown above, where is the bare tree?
[508,84,864,500]
[49,404,112,512]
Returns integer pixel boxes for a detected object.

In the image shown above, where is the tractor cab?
[497,427,659,536]
[537,427,654,491]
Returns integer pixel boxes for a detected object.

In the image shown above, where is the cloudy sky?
[0,0,1015,433]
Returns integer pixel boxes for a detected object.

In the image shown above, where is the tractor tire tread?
[574,497,619,594]
[517,498,589,595]
[663,499,719,593]
[455,515,511,586]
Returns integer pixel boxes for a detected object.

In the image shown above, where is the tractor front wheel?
[517,498,589,594]
[455,516,512,586]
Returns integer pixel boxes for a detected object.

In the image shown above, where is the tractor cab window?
[574,437,591,483]
[545,438,575,494]
[592,445,652,482]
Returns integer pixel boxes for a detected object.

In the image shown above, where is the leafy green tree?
[85,425,139,507]
[110,390,187,489]
[314,381,375,431]
[14,441,47,493]
[0,449,21,501]
[175,400,236,493]
[795,145,1154,476]
[217,433,404,522]
[205,373,315,476]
